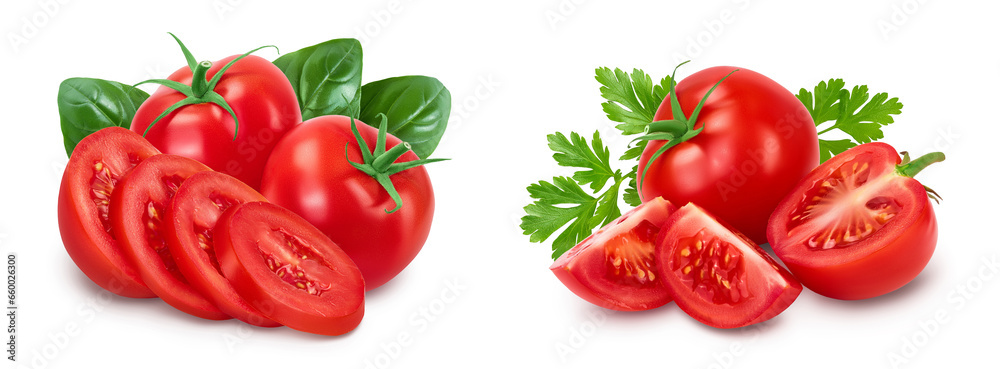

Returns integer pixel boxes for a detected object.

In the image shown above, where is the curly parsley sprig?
[796,78,903,162]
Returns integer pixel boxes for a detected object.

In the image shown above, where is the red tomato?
[214,202,365,336]
[131,49,300,190]
[110,154,228,320]
[58,127,160,298]
[550,197,676,311]
[767,143,942,300]
[656,203,801,328]
[638,66,818,244]
[260,115,436,291]
[165,171,280,327]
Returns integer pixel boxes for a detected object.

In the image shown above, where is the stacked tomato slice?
[58,127,364,335]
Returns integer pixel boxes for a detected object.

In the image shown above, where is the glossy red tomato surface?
[656,203,801,328]
[165,171,280,327]
[58,127,161,298]
[767,143,940,300]
[130,54,300,189]
[638,66,818,244]
[109,154,228,320]
[214,202,365,336]
[550,197,676,311]
[260,115,435,291]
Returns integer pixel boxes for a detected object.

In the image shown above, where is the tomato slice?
[109,154,228,320]
[214,202,365,336]
[656,203,801,328]
[767,142,939,300]
[165,171,280,327]
[550,197,676,311]
[58,127,161,298]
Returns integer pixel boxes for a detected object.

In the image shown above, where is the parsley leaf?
[797,78,903,162]
[521,131,627,260]
[597,68,672,135]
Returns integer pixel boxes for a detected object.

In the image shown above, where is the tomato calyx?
[632,61,739,192]
[896,150,946,203]
[134,32,278,140]
[346,114,447,214]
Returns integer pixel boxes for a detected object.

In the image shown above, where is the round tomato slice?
[656,203,801,328]
[214,202,365,336]
[109,154,228,320]
[550,197,676,311]
[767,142,941,300]
[165,171,280,327]
[58,127,160,298]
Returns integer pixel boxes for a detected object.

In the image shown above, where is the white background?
[1,0,997,368]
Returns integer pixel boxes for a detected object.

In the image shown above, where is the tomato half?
[656,203,801,328]
[767,143,941,300]
[214,202,365,336]
[131,49,300,189]
[637,66,818,244]
[109,154,228,320]
[165,171,280,327]
[58,127,161,298]
[260,115,435,291]
[550,197,676,311]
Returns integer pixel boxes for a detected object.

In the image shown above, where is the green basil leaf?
[359,76,451,159]
[58,78,149,157]
[273,38,363,120]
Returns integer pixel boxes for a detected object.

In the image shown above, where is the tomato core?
[259,230,334,296]
[604,220,660,286]
[670,229,749,305]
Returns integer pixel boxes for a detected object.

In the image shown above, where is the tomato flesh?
[768,142,938,300]
[166,171,280,327]
[214,202,365,336]
[657,204,801,328]
[550,197,676,311]
[110,155,228,320]
[58,127,160,298]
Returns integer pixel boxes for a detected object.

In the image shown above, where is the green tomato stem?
[897,151,945,178]
[190,61,213,98]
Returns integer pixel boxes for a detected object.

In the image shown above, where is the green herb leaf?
[58,78,149,157]
[521,131,627,260]
[797,78,903,162]
[273,38,363,120]
[359,76,451,159]
[597,67,671,136]
[622,166,641,207]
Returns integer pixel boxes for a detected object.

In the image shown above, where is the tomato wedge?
[550,197,676,311]
[767,143,943,300]
[214,202,365,336]
[656,203,801,328]
[58,127,160,298]
[110,154,228,320]
[165,171,280,327]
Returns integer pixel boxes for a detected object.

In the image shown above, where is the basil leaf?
[273,38,363,120]
[58,78,149,157]
[359,76,451,159]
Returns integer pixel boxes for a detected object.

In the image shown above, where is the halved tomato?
[550,197,676,311]
[767,142,942,300]
[214,202,365,336]
[58,127,160,298]
[109,154,228,320]
[165,171,280,327]
[656,203,801,328]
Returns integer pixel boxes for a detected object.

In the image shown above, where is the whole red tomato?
[768,143,942,300]
[637,65,818,243]
[260,115,439,291]
[130,34,300,189]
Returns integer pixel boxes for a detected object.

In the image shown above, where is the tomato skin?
[214,202,365,336]
[550,197,676,311]
[638,66,818,244]
[767,142,938,300]
[130,54,301,190]
[260,115,435,291]
[58,127,160,298]
[165,171,280,327]
[656,203,801,329]
[110,154,229,320]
